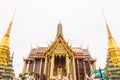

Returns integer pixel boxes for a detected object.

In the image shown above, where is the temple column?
[72,56,76,80]
[66,54,70,74]
[88,61,92,76]
[33,60,36,78]
[33,60,36,72]
[50,54,54,79]
[47,58,50,79]
[39,59,42,75]
[70,58,73,76]
[22,61,27,74]
[26,61,30,73]
[92,62,96,70]
[77,59,80,80]
[83,60,87,80]
[44,55,48,75]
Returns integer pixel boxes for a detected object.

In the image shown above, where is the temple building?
[104,15,120,80]
[22,23,96,80]
[0,13,15,79]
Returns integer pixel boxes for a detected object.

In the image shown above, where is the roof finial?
[36,43,39,48]
[12,52,14,58]
[36,43,39,52]
[102,9,113,39]
[47,41,50,48]
[87,44,89,50]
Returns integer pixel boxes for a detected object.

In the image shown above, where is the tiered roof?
[25,46,93,60]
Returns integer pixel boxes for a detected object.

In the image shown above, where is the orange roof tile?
[38,47,48,53]
[72,48,83,53]
[82,49,89,55]
[30,47,89,55]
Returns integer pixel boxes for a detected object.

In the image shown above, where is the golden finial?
[102,10,113,39]
[102,10,119,48]
[47,41,50,48]
[5,8,16,37]
[87,44,89,50]
[57,21,63,36]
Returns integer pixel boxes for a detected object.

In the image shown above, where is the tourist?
[42,75,46,80]
[56,75,62,80]
[38,75,40,80]
[68,73,72,80]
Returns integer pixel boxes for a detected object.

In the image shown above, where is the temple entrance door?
[57,64,63,75]
[54,56,66,78]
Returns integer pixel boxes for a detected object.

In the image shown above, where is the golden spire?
[0,10,16,68]
[57,22,63,37]
[5,10,15,37]
[103,11,113,39]
[0,10,16,46]
[103,11,119,48]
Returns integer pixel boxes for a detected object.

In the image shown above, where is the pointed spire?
[102,10,119,48]
[0,9,16,46]
[102,10,113,39]
[5,9,16,37]
[57,21,63,36]
[36,43,39,53]
[30,45,33,54]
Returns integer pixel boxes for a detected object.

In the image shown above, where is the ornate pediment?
[45,23,75,56]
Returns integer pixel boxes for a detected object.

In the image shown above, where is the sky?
[0,0,120,77]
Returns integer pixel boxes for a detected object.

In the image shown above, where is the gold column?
[83,61,87,80]
[92,62,96,70]
[26,61,30,73]
[77,59,80,80]
[47,58,50,79]
[22,61,27,74]
[70,58,73,77]
[50,54,54,79]
[39,59,42,75]
[72,56,76,80]
[66,54,70,74]
[44,55,48,75]
[93,62,96,70]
